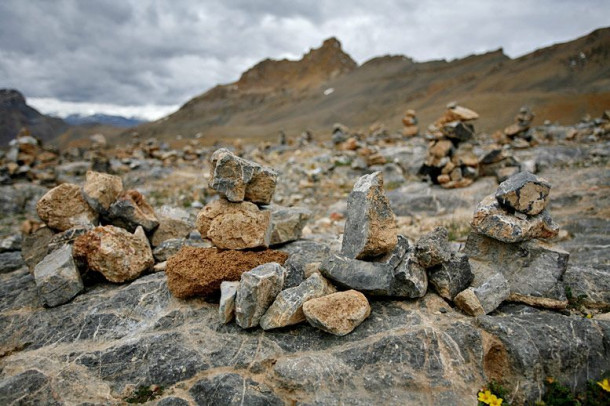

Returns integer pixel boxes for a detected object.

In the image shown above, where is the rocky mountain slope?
[0,89,68,146]
[133,28,610,144]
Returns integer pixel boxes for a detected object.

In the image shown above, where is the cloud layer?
[1,0,608,118]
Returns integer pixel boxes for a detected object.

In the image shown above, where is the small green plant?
[565,286,587,310]
[124,385,163,404]
[536,373,610,406]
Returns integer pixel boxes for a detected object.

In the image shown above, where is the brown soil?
[165,246,288,299]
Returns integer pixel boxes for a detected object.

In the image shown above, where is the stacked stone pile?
[454,171,567,315]
[419,103,480,188]
[21,170,195,307]
[501,106,536,147]
[401,109,419,137]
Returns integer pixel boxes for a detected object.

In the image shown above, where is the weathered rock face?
[81,170,123,214]
[455,273,510,316]
[391,251,429,298]
[235,263,285,329]
[36,183,98,231]
[427,253,473,301]
[33,245,83,307]
[73,225,154,283]
[150,214,193,247]
[303,290,371,336]
[260,273,336,330]
[267,205,311,246]
[152,238,211,262]
[465,232,569,308]
[209,148,278,204]
[219,281,239,324]
[471,194,558,243]
[563,265,610,308]
[414,227,452,268]
[165,246,288,298]
[196,198,272,250]
[341,172,397,259]
[280,240,331,288]
[495,171,551,215]
[107,190,159,233]
[21,226,55,272]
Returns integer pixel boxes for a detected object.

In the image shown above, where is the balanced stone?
[151,207,193,247]
[196,198,272,250]
[303,290,371,336]
[165,247,288,299]
[341,171,397,259]
[427,253,473,301]
[108,190,159,233]
[81,170,123,214]
[266,205,311,246]
[260,273,336,330]
[209,148,278,204]
[36,183,98,231]
[495,171,551,215]
[73,225,154,283]
[414,227,452,268]
[471,194,558,243]
[33,245,83,307]
[455,273,509,316]
[235,263,285,329]
[219,281,239,324]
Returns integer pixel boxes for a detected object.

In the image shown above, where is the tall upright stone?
[235,263,285,328]
[34,245,83,307]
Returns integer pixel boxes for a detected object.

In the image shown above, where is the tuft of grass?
[124,385,163,404]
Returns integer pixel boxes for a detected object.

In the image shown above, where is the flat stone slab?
[219,281,239,324]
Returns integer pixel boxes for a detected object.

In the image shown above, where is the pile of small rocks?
[401,109,419,137]
[455,171,567,315]
[419,103,480,188]
[500,106,536,148]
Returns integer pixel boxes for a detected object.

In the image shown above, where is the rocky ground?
[0,109,609,405]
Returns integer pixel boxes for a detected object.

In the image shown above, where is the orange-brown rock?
[303,290,371,336]
[36,183,98,231]
[196,198,272,249]
[165,246,288,298]
[82,170,123,213]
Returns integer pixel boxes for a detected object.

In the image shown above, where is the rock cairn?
[502,106,535,147]
[401,109,419,137]
[419,103,480,188]
[455,171,567,315]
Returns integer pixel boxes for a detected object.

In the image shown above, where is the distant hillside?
[64,113,147,128]
[0,89,68,146]
[134,27,610,144]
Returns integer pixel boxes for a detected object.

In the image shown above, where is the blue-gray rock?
[341,171,397,259]
[260,273,336,330]
[279,240,331,288]
[495,171,551,215]
[152,238,211,262]
[266,205,311,246]
[442,121,474,142]
[219,281,239,324]
[563,265,610,308]
[107,190,159,233]
[455,273,510,316]
[33,245,83,307]
[0,234,21,253]
[209,148,278,204]
[0,251,25,273]
[0,370,60,405]
[427,253,473,301]
[414,227,452,268]
[235,263,285,328]
[190,373,283,406]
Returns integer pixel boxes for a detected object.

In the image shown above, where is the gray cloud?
[0,0,608,113]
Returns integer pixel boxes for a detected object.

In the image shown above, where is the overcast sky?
[1,0,608,120]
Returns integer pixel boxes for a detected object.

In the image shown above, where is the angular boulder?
[341,171,397,259]
[303,290,371,336]
[219,281,239,324]
[495,171,551,215]
[267,205,311,246]
[33,245,83,307]
[455,273,510,316]
[21,226,55,272]
[81,170,123,214]
[196,198,272,250]
[73,225,154,283]
[427,253,473,301]
[165,247,288,299]
[471,194,558,243]
[36,183,98,231]
[414,227,452,268]
[260,273,336,330]
[107,190,159,233]
[209,148,278,204]
[235,263,285,329]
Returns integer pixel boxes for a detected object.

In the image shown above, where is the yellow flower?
[598,378,610,392]
[489,395,503,406]
[478,390,494,404]
[586,314,593,319]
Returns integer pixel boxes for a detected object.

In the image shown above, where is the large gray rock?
[414,227,452,268]
[465,232,569,308]
[267,205,311,246]
[455,273,510,316]
[279,240,331,288]
[107,190,159,233]
[235,263,285,328]
[563,265,610,308]
[209,148,278,204]
[341,171,398,260]
[152,238,211,262]
[260,273,336,330]
[0,251,25,273]
[495,171,551,215]
[219,281,239,324]
[303,290,371,336]
[471,194,559,243]
[427,253,473,301]
[33,245,83,307]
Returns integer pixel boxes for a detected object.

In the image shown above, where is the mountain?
[63,113,147,128]
[134,28,610,144]
[0,89,68,146]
